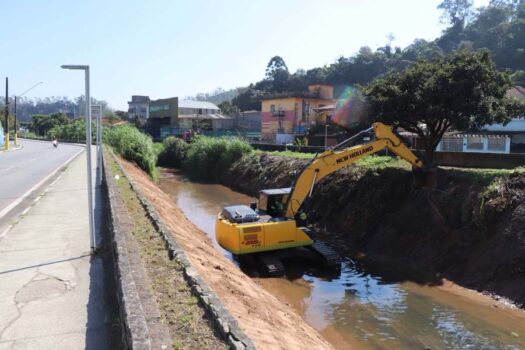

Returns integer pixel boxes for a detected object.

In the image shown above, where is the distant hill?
[0,96,109,122]
[190,87,239,105]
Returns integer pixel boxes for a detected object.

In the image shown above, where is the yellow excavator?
[216,122,427,275]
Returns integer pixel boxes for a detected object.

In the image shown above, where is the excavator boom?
[284,123,424,217]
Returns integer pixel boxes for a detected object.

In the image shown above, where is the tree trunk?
[425,145,435,165]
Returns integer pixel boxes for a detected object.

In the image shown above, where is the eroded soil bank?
[116,156,333,349]
[221,154,525,307]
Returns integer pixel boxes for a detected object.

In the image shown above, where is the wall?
[149,97,179,126]
[435,151,525,169]
[308,84,334,100]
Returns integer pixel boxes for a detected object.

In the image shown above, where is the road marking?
[0,148,84,220]
[0,172,68,241]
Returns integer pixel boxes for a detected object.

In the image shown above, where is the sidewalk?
[0,150,120,349]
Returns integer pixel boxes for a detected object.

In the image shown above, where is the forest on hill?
[217,0,525,112]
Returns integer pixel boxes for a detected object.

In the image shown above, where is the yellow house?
[261,84,335,142]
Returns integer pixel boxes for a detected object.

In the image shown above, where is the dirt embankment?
[222,154,525,307]
[118,157,334,350]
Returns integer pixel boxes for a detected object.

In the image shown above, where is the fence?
[437,134,510,154]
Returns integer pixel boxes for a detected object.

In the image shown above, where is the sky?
[0,0,490,110]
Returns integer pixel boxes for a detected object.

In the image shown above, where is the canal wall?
[103,152,172,349]
[220,153,525,308]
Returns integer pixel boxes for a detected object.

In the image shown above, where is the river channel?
[158,168,525,350]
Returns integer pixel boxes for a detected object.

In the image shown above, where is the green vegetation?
[229,2,525,112]
[364,49,525,162]
[184,137,252,181]
[157,136,189,167]
[104,125,158,177]
[158,136,252,181]
[355,156,410,169]
[443,166,525,186]
[255,150,315,159]
[48,118,97,142]
[29,113,71,137]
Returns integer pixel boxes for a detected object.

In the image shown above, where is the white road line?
[0,225,14,239]
[0,148,84,220]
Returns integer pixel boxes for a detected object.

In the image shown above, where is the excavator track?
[256,252,286,277]
[308,241,342,269]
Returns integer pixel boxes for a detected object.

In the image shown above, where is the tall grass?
[184,136,252,181]
[104,125,158,177]
[158,136,252,181]
[157,136,189,167]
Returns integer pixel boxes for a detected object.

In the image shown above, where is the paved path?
[0,140,83,217]
[0,150,119,349]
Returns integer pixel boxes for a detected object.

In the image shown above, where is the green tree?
[438,0,474,24]
[363,50,525,162]
[29,112,70,136]
[265,56,289,79]
[218,101,238,116]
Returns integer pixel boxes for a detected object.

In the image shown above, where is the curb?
[103,152,155,350]
[0,144,23,154]
[109,151,256,350]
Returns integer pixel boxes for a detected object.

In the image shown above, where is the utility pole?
[4,77,9,151]
[14,96,17,145]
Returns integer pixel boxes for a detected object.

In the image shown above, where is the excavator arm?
[284,123,424,217]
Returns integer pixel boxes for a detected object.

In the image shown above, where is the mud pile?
[223,154,525,307]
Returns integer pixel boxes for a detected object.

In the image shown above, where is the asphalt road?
[0,140,83,217]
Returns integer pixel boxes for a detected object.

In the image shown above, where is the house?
[483,86,525,152]
[142,97,232,139]
[177,100,233,132]
[127,95,150,125]
[236,110,261,141]
[261,84,335,144]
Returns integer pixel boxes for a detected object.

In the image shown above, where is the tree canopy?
[363,50,525,161]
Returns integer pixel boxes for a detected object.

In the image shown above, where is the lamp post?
[4,78,8,150]
[14,81,43,145]
[61,65,96,253]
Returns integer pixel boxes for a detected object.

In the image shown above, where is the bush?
[104,125,157,177]
[183,136,252,181]
[157,136,189,167]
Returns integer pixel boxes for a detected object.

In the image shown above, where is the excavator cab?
[258,188,290,217]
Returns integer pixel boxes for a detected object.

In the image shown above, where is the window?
[270,104,275,113]
[149,104,169,112]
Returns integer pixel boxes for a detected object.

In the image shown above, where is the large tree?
[363,49,525,162]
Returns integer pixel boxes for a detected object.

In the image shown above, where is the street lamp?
[14,81,43,145]
[61,64,96,253]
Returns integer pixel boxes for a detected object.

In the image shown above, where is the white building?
[483,86,525,152]
[177,100,233,130]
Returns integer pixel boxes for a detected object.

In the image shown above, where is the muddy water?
[158,169,525,350]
